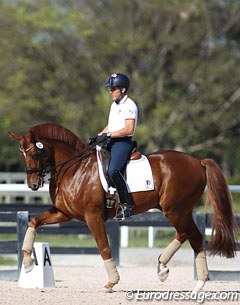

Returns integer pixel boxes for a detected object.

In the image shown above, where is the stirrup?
[114,205,132,221]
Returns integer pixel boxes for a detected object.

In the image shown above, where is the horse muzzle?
[30,183,40,191]
[26,167,45,190]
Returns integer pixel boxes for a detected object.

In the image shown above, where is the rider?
[92,73,138,220]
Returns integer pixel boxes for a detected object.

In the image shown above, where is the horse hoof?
[157,264,169,282]
[103,282,115,293]
[193,280,205,293]
[24,263,34,273]
[23,258,34,273]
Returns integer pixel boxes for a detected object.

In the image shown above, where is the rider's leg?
[111,170,132,219]
[108,139,133,219]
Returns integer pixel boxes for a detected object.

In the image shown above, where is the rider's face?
[109,87,125,102]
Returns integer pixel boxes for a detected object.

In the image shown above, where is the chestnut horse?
[9,124,237,292]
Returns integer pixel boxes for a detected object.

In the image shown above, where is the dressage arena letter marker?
[32,247,38,266]
[44,247,52,266]
[18,242,55,288]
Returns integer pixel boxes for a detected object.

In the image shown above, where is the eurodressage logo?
[125,290,239,303]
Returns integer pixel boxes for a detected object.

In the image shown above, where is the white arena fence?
[0,172,50,204]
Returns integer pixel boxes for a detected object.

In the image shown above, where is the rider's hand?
[88,135,98,145]
[96,133,108,144]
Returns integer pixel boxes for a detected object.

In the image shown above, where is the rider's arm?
[98,126,108,135]
[109,119,135,138]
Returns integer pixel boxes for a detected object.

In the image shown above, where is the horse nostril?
[31,184,39,191]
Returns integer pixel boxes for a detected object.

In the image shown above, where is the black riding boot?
[111,170,132,220]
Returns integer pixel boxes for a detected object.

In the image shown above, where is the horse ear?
[8,131,22,141]
[27,130,36,143]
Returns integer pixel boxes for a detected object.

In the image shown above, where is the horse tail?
[201,158,237,258]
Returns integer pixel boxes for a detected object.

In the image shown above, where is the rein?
[48,145,94,180]
[20,142,97,184]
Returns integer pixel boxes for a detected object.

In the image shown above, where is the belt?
[110,137,132,143]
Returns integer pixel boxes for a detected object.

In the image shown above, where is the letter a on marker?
[32,247,38,266]
[44,247,52,266]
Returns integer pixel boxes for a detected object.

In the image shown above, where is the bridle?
[20,143,50,187]
[20,141,94,187]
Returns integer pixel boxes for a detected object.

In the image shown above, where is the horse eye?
[31,153,39,161]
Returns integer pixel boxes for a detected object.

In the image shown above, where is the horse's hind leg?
[157,208,187,282]
[175,214,208,291]
[157,239,182,282]
[193,251,208,291]
[158,212,208,291]
[187,221,208,292]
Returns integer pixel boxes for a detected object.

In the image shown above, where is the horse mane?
[27,123,87,152]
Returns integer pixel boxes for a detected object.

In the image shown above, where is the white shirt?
[107,95,138,136]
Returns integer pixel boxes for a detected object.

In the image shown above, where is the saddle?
[96,142,154,211]
[97,141,141,209]
[97,141,141,181]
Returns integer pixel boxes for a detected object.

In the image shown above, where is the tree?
[0,0,239,180]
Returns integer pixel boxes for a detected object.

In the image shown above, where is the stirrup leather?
[105,191,117,209]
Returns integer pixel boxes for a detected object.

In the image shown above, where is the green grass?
[0,256,16,265]
[0,234,98,265]
[0,231,181,249]
[128,228,191,248]
[0,233,97,248]
[0,229,190,266]
[36,233,98,247]
[128,229,172,248]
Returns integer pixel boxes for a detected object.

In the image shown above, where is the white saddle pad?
[96,146,154,193]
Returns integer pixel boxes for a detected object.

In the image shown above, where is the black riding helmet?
[103,73,130,90]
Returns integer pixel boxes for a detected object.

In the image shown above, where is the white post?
[148,209,155,248]
[120,226,129,248]
[148,226,154,248]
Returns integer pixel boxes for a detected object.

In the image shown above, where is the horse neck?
[51,142,83,163]
[49,142,97,185]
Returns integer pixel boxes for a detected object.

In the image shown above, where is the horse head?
[8,130,50,191]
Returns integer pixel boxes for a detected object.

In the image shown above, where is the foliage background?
[0,0,240,182]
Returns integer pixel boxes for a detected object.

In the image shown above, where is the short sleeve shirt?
[107,95,138,136]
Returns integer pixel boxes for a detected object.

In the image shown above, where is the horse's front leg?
[85,213,120,292]
[22,207,71,272]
